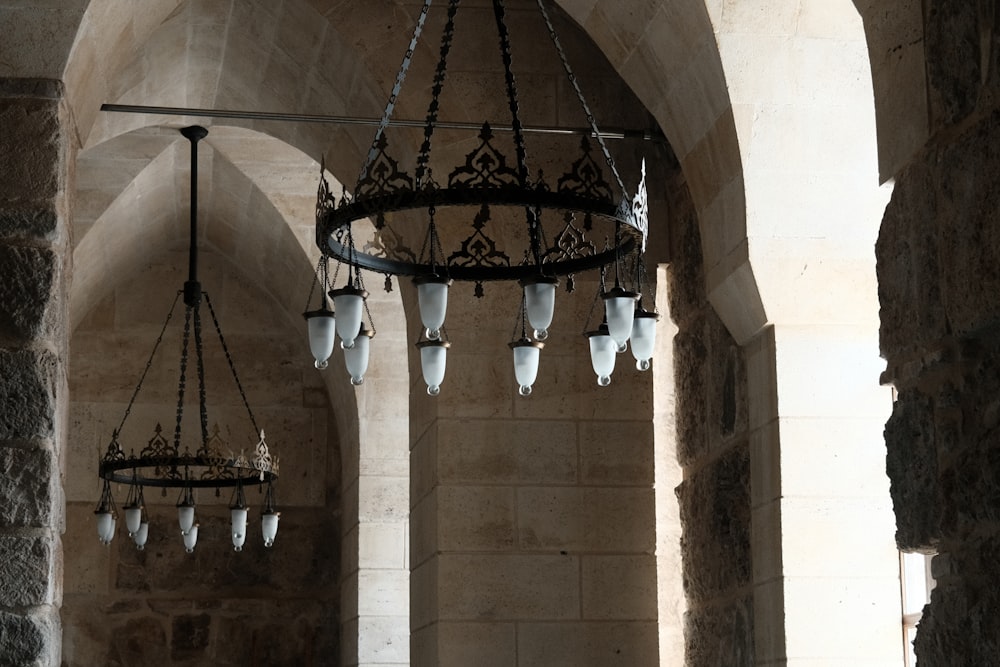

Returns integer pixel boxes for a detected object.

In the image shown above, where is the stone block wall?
[667,174,753,666]
[0,77,72,667]
[407,271,659,666]
[877,1,1000,662]
[62,248,341,666]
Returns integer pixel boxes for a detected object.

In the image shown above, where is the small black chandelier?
[95,126,280,553]
[304,0,659,395]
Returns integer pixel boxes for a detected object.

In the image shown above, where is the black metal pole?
[101,103,665,143]
[180,126,208,306]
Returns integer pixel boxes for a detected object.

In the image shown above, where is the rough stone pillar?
[409,285,658,667]
[0,78,72,667]
[748,323,900,666]
[878,105,1000,663]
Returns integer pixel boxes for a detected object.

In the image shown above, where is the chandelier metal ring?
[99,456,278,488]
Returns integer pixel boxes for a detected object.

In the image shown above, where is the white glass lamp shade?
[177,503,196,534]
[343,324,373,385]
[585,324,617,386]
[261,511,280,548]
[124,506,143,536]
[231,507,249,552]
[182,524,199,553]
[96,511,115,544]
[304,307,336,369]
[602,287,640,351]
[413,275,452,340]
[509,338,543,396]
[330,285,368,349]
[521,276,558,340]
[416,339,450,396]
[630,309,660,371]
[133,522,149,551]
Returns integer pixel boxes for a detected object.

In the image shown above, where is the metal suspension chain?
[116,290,182,435]
[583,253,609,333]
[358,0,433,186]
[535,0,628,198]
[192,304,209,447]
[493,0,530,186]
[416,0,461,186]
[304,254,331,312]
[174,306,193,452]
[204,293,260,438]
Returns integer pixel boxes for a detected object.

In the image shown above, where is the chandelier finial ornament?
[311,0,656,394]
[96,126,279,552]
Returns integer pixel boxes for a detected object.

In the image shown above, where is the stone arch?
[851,0,928,183]
[554,0,761,340]
[62,0,418,650]
[557,1,901,664]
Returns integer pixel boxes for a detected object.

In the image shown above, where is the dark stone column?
[667,171,754,666]
[0,77,72,666]
[879,107,1000,664]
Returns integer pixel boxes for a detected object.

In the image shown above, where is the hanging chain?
[511,291,529,341]
[583,256,609,333]
[304,254,331,312]
[535,0,628,198]
[416,0,461,186]
[116,290,182,435]
[358,0,433,186]
[493,0,529,185]
[174,306,193,452]
[204,293,260,438]
[417,205,448,273]
[192,304,209,447]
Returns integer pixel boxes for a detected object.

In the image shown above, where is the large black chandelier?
[304,0,659,395]
[94,126,280,553]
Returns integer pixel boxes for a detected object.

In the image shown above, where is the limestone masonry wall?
[61,249,340,666]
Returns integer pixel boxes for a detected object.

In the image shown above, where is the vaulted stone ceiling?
[64,0,675,335]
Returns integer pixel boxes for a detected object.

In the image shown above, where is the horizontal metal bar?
[100,103,665,142]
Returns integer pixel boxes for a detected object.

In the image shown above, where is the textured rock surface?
[878,6,1000,660]
[0,445,57,527]
[668,177,753,665]
[0,536,55,607]
[0,347,59,440]
[0,83,68,667]
[0,609,60,666]
[0,245,60,341]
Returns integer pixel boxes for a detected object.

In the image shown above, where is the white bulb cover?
[587,331,617,385]
[231,508,248,551]
[305,309,336,368]
[603,289,640,346]
[418,341,449,394]
[510,340,542,394]
[331,287,367,348]
[134,522,149,550]
[522,279,557,340]
[630,311,659,368]
[262,512,279,547]
[124,506,142,535]
[96,511,114,543]
[343,326,372,385]
[178,505,195,534]
[183,524,199,553]
[415,277,451,339]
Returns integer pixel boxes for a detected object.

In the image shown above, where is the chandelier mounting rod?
[179,125,208,307]
[100,103,665,143]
